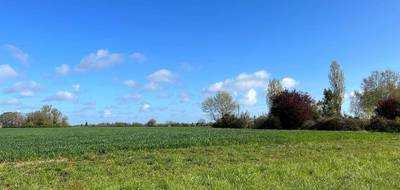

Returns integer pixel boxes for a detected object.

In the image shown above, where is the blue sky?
[0,0,399,124]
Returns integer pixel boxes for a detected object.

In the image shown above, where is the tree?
[270,90,316,129]
[26,105,69,127]
[318,89,336,117]
[146,118,157,127]
[375,97,400,120]
[0,112,25,128]
[351,70,400,118]
[201,91,238,121]
[266,79,283,107]
[328,61,345,116]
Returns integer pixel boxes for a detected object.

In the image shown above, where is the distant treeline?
[74,119,211,128]
[1,61,400,132]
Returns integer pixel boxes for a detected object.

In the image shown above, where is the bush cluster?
[212,114,251,129]
[253,115,281,129]
[210,89,400,133]
[375,97,400,120]
[365,117,400,132]
[306,117,366,131]
[270,90,316,129]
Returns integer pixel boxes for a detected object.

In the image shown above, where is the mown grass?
[0,127,399,189]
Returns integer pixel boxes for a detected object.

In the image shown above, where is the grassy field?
[0,127,399,189]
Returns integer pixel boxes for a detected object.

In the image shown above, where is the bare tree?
[0,112,25,128]
[201,91,237,121]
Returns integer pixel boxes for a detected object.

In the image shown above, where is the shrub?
[301,120,317,130]
[146,119,157,127]
[212,114,247,128]
[375,97,400,120]
[253,115,282,129]
[366,117,400,132]
[312,117,365,131]
[270,90,316,129]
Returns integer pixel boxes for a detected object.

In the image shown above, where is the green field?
[0,127,399,189]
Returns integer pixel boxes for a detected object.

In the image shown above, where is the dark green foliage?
[253,115,282,129]
[270,90,316,129]
[375,97,400,120]
[318,89,336,117]
[311,117,365,131]
[212,114,247,128]
[366,117,400,132]
[146,119,157,127]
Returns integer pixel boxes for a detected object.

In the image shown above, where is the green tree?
[318,89,336,117]
[201,91,238,121]
[26,105,69,127]
[351,70,400,118]
[146,118,157,127]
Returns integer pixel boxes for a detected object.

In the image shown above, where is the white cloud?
[281,77,299,89]
[123,80,137,88]
[4,44,29,64]
[180,92,192,103]
[241,88,257,106]
[44,91,77,102]
[102,109,112,118]
[0,98,21,106]
[144,69,175,91]
[72,84,80,92]
[206,70,269,93]
[6,81,43,97]
[75,49,123,71]
[129,52,146,63]
[140,103,151,112]
[344,91,357,99]
[144,82,159,91]
[0,64,18,81]
[55,64,71,76]
[19,91,35,97]
[147,69,174,83]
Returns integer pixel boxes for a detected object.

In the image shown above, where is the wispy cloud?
[0,98,21,106]
[55,64,71,76]
[72,84,80,92]
[0,64,18,81]
[144,69,175,91]
[101,109,112,118]
[180,92,192,103]
[147,69,174,83]
[75,49,123,72]
[129,52,146,63]
[6,81,43,97]
[118,93,142,104]
[44,91,77,102]
[123,80,138,88]
[4,44,29,64]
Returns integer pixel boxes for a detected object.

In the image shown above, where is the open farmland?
[0,127,399,189]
